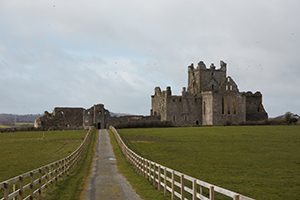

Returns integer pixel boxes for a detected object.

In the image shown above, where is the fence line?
[110,126,255,200]
[0,127,95,200]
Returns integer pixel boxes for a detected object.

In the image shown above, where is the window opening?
[184,116,188,121]
[211,72,214,76]
[227,96,231,114]
[173,116,176,121]
[99,111,102,115]
[222,97,225,114]
[203,101,206,115]
[230,85,233,90]
[212,84,214,90]
[179,98,182,102]
[233,97,237,114]
[226,85,228,90]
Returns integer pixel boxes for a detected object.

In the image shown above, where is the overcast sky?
[1,0,299,118]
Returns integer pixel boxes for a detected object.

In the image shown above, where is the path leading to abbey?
[81,129,142,200]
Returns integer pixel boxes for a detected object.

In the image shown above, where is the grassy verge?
[0,130,87,182]
[0,125,10,128]
[117,126,300,200]
[42,129,97,200]
[108,129,167,200]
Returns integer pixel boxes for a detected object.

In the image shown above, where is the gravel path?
[81,129,143,200]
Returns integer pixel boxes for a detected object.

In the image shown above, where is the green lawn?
[42,129,98,200]
[117,126,300,200]
[0,130,87,182]
[0,125,10,128]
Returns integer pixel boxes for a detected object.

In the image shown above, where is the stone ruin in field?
[35,60,268,128]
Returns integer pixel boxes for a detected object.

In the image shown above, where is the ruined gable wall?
[212,91,246,125]
[151,87,168,121]
[34,107,84,128]
[166,89,202,126]
[243,92,268,121]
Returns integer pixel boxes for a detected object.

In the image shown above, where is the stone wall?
[34,107,84,128]
[243,91,268,121]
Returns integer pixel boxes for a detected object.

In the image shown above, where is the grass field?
[0,130,88,182]
[117,126,300,200]
[42,129,97,200]
[0,125,10,128]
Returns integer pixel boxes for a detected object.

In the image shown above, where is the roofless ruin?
[35,60,268,128]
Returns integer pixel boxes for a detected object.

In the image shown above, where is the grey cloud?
[0,0,299,117]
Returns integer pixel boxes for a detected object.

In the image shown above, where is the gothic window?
[184,116,188,121]
[227,77,230,82]
[99,111,102,115]
[173,116,176,121]
[211,72,214,76]
[212,84,214,90]
[226,85,228,90]
[179,98,182,102]
[230,85,233,90]
[222,97,225,114]
[233,97,237,115]
[87,111,90,116]
[203,101,206,115]
[227,96,231,114]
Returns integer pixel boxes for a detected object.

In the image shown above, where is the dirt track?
[81,129,142,200]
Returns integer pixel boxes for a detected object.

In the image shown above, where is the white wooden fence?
[110,126,255,200]
[0,127,95,200]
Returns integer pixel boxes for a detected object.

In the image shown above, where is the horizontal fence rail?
[110,126,255,200]
[0,127,95,200]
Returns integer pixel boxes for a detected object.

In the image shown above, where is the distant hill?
[0,114,42,123]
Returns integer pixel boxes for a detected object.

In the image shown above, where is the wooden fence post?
[148,161,151,181]
[39,169,42,199]
[158,165,161,191]
[55,162,58,185]
[210,186,215,200]
[30,172,34,200]
[200,185,203,195]
[153,164,156,186]
[50,164,53,188]
[19,176,23,200]
[164,168,167,197]
[193,179,197,200]
[181,175,184,200]
[4,182,8,200]
[233,195,240,200]
[172,171,175,200]
[45,166,48,194]
[13,184,16,200]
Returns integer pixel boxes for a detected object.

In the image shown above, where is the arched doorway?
[97,123,101,129]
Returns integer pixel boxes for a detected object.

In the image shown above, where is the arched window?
[173,116,176,121]
[222,97,225,114]
[212,84,214,90]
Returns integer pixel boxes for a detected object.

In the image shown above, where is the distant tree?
[284,112,298,124]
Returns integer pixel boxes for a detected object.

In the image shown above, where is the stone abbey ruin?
[35,60,268,129]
